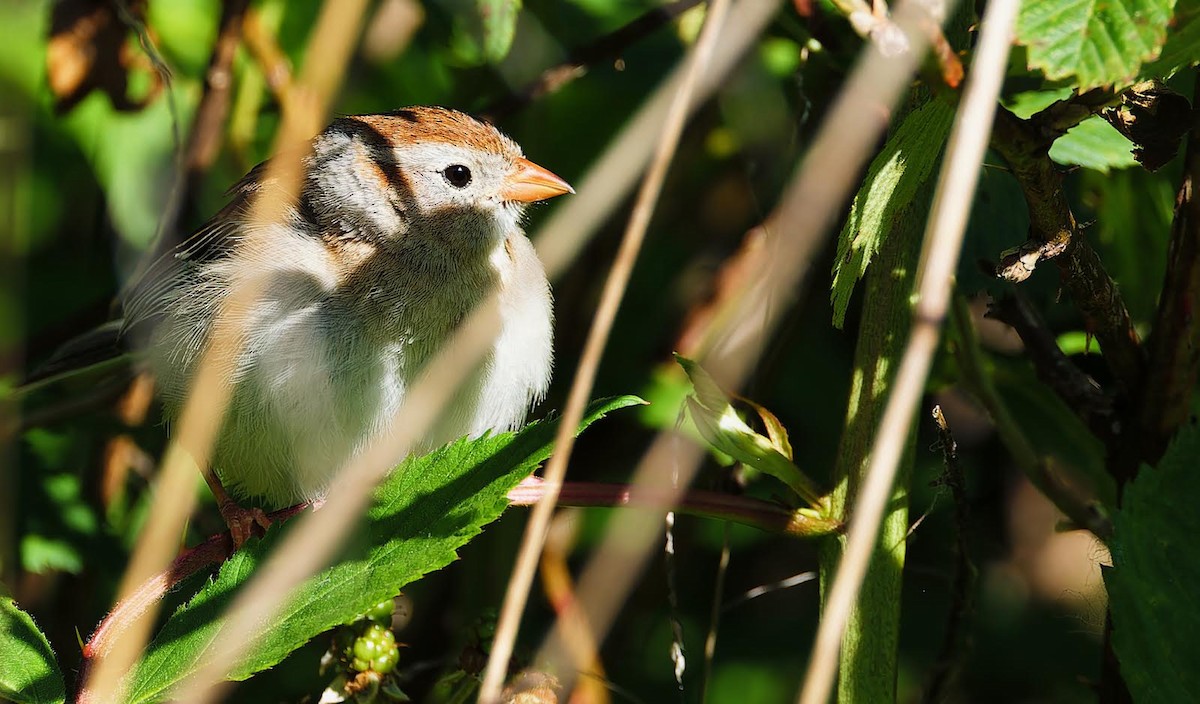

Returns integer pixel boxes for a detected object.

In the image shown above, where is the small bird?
[68,106,572,543]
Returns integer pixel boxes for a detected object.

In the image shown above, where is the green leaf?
[1105,424,1200,702]
[0,598,65,704]
[831,99,955,328]
[1004,87,1075,119]
[1142,0,1200,77]
[478,0,521,63]
[1048,116,1138,172]
[1016,0,1176,90]
[676,355,825,509]
[125,396,641,703]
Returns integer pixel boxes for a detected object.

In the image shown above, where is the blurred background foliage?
[0,0,1182,701]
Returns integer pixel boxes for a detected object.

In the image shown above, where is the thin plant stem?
[795,2,1019,703]
[529,0,947,694]
[478,0,734,697]
[700,522,732,703]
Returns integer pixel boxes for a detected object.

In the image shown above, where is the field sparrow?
[120,106,572,541]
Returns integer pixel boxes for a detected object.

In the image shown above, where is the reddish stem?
[508,477,840,537]
[76,501,311,703]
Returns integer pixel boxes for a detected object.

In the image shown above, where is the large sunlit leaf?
[1016,0,1176,89]
[124,396,642,703]
[1105,424,1200,702]
[0,598,65,704]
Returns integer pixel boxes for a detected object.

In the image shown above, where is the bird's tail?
[15,320,135,396]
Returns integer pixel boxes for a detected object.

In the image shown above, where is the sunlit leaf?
[830,99,955,328]
[124,396,641,703]
[1049,116,1138,173]
[676,355,824,509]
[1016,0,1176,89]
[0,598,65,704]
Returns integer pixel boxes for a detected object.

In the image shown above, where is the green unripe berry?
[350,623,400,673]
[365,599,395,624]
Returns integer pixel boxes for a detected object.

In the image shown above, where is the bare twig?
[664,511,687,691]
[796,2,1020,702]
[922,405,975,703]
[1027,87,1121,140]
[539,512,609,704]
[139,0,250,283]
[184,0,250,186]
[700,523,732,703]
[529,0,784,281]
[241,7,293,101]
[951,296,1112,538]
[479,1,734,697]
[483,0,703,121]
[987,293,1116,443]
[990,108,1145,395]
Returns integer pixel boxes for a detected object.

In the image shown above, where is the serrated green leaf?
[1105,424,1200,702]
[124,396,642,703]
[831,100,955,328]
[1017,0,1176,90]
[478,0,521,63]
[0,598,66,704]
[1142,0,1200,77]
[1049,115,1138,172]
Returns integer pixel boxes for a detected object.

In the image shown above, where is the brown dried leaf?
[1103,80,1195,172]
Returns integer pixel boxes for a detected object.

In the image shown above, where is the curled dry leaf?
[1102,80,1194,172]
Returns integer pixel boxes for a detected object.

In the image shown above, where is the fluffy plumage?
[127,107,566,508]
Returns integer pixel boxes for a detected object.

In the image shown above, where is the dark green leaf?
[125,396,641,703]
[1105,424,1200,702]
[831,99,955,328]
[0,598,65,704]
[1016,0,1176,90]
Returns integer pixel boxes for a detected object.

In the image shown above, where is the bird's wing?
[21,163,272,391]
[120,163,269,335]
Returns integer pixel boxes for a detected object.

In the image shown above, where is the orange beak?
[501,157,574,203]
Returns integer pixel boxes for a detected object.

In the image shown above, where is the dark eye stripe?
[442,164,472,188]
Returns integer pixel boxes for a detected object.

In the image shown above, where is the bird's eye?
[442,164,472,188]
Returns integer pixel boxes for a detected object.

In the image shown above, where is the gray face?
[302,120,526,256]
